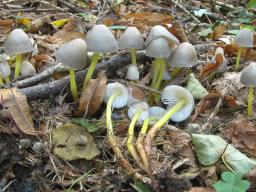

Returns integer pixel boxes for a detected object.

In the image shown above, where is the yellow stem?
[4,76,10,83]
[14,54,22,79]
[69,69,78,101]
[0,76,3,85]
[171,67,181,79]
[248,86,254,117]
[84,52,100,87]
[235,48,242,71]
[151,59,161,88]
[155,58,165,90]
[131,48,136,65]
[155,99,187,129]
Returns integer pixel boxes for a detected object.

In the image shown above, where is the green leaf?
[72,118,99,133]
[130,182,153,192]
[213,172,250,192]
[194,9,208,17]
[247,0,256,9]
[186,73,208,99]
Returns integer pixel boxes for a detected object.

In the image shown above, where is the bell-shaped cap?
[211,47,228,73]
[148,106,166,123]
[167,42,198,68]
[56,38,88,70]
[0,61,11,78]
[104,82,129,108]
[119,27,144,50]
[4,29,33,55]
[234,28,253,48]
[86,24,119,53]
[145,25,180,47]
[146,37,170,58]
[128,102,149,124]
[161,85,194,122]
[20,61,36,76]
[240,62,256,87]
[126,64,139,80]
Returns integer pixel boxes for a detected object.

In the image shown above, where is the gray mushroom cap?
[118,27,144,50]
[146,37,170,58]
[0,61,11,78]
[20,61,36,76]
[167,42,198,68]
[104,82,129,109]
[128,102,149,124]
[86,24,119,53]
[145,25,180,47]
[4,29,33,55]
[56,38,88,70]
[148,106,166,123]
[161,85,194,122]
[234,28,253,48]
[126,64,140,80]
[240,62,256,87]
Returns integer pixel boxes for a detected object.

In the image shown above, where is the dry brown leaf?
[166,22,188,43]
[0,88,36,135]
[211,25,226,40]
[125,12,173,27]
[222,115,256,158]
[0,19,14,26]
[200,53,223,78]
[127,85,145,101]
[78,71,107,116]
[185,187,214,192]
[45,30,84,44]
[33,54,54,69]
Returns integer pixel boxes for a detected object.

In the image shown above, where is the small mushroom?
[167,42,198,77]
[240,62,256,116]
[84,25,118,85]
[20,61,36,77]
[0,58,11,84]
[119,27,144,65]
[4,29,33,79]
[56,38,88,100]
[126,64,140,81]
[234,28,253,71]
[127,101,149,171]
[211,47,228,73]
[161,85,194,122]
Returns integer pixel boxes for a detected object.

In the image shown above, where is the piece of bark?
[18,53,146,100]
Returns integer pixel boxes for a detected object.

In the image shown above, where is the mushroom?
[127,102,149,172]
[56,38,88,100]
[145,25,179,90]
[84,25,118,86]
[167,42,198,78]
[20,61,36,76]
[119,27,144,65]
[4,29,33,79]
[240,62,256,117]
[211,47,228,73]
[0,55,11,84]
[126,64,139,81]
[234,28,253,71]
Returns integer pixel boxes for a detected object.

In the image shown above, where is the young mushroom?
[234,28,253,71]
[240,62,256,117]
[84,25,118,86]
[4,29,33,79]
[167,42,198,78]
[20,61,36,77]
[119,26,144,66]
[127,102,149,172]
[56,38,88,100]
[126,64,140,81]
[0,55,11,84]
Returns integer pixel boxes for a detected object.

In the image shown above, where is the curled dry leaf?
[166,22,188,43]
[45,30,84,44]
[222,115,256,158]
[211,25,226,40]
[200,53,223,78]
[78,71,107,116]
[0,88,36,135]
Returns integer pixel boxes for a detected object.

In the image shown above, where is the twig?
[7,8,66,13]
[57,0,89,13]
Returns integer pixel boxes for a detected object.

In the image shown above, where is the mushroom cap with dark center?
[86,24,119,53]
[128,102,149,124]
[0,61,11,78]
[161,85,194,122]
[234,28,253,48]
[119,27,144,50]
[167,42,198,68]
[56,38,88,70]
[4,29,33,55]
[146,37,170,58]
[240,62,256,87]
[104,82,129,108]
[145,25,180,47]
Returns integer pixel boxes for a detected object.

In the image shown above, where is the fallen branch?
[19,53,146,100]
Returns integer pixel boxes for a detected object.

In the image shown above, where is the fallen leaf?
[166,22,188,43]
[0,19,14,26]
[78,71,107,116]
[0,88,36,135]
[72,118,100,133]
[222,115,256,158]
[200,53,223,78]
[45,30,84,44]
[211,25,226,40]
[52,123,100,161]
[16,17,32,28]
[51,19,69,28]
